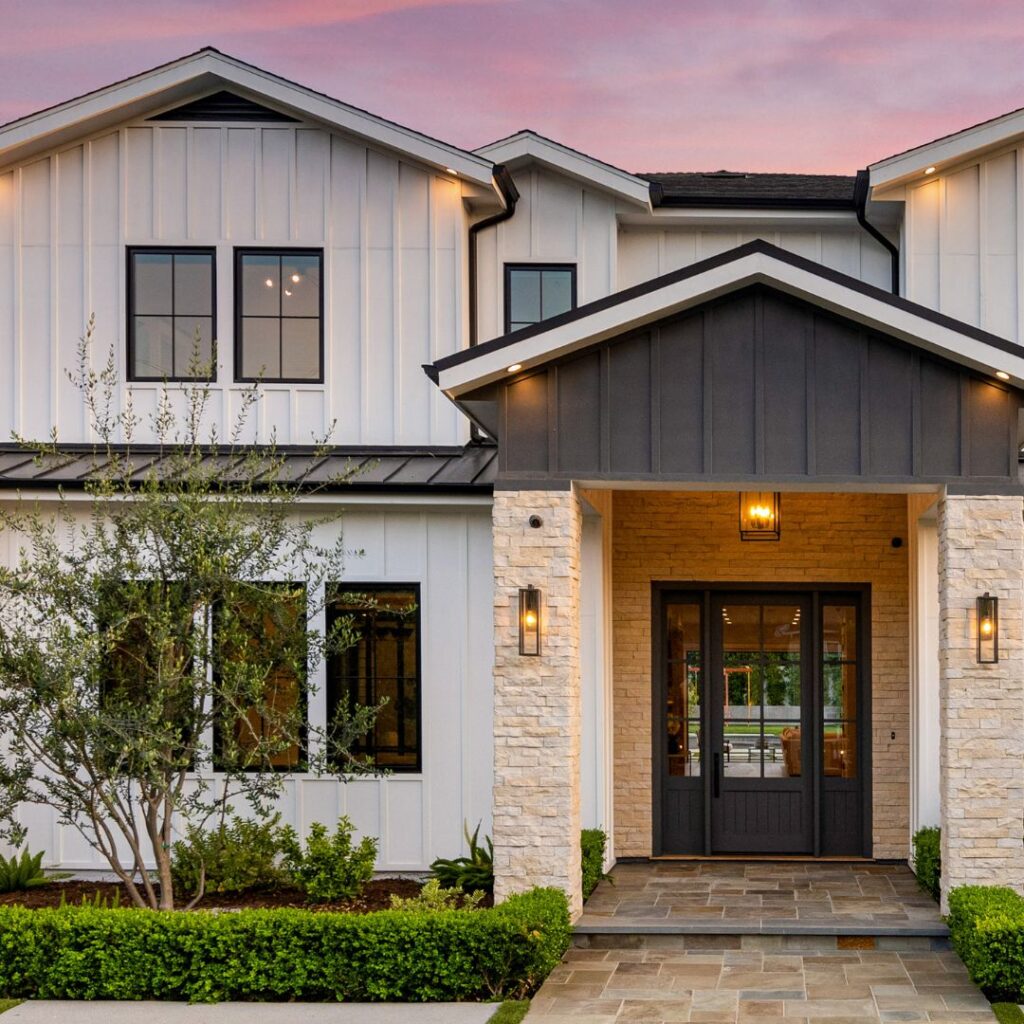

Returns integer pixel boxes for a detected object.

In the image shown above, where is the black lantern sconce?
[977,592,999,664]
[519,585,541,656]
[739,492,781,541]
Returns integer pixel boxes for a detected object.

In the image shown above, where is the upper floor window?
[236,249,323,382]
[128,248,215,381]
[504,264,576,333]
[326,585,420,772]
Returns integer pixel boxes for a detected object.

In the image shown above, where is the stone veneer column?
[938,492,1024,912]
[492,486,583,917]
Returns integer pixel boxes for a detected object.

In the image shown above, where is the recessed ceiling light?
[264,278,274,288]
[996,370,1011,380]
[925,165,936,174]
[507,363,523,373]
[445,167,458,176]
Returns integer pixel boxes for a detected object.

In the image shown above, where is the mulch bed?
[0,876,491,912]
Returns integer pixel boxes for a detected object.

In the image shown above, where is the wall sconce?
[977,592,999,663]
[739,492,781,541]
[519,585,541,656]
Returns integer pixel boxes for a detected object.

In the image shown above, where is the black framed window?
[212,584,308,772]
[504,263,576,333]
[235,249,323,382]
[127,248,216,381]
[326,585,420,772]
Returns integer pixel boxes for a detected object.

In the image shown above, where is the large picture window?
[326,585,420,772]
[127,248,216,381]
[504,263,576,333]
[235,249,323,382]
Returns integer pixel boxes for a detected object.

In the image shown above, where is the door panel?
[709,594,813,854]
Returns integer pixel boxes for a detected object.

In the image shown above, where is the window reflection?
[666,603,701,777]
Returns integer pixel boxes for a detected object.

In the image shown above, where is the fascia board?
[437,251,1024,395]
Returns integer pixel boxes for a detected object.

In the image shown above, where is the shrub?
[0,849,51,893]
[912,826,941,901]
[171,815,292,896]
[389,878,484,912]
[431,822,494,894]
[0,887,570,1002]
[948,885,1024,1002]
[581,829,611,900]
[282,818,377,903]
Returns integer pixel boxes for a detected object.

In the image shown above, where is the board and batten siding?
[617,223,893,292]
[906,147,1021,343]
[2,499,495,873]
[0,121,468,447]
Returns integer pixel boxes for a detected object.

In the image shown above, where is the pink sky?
[2,0,1023,174]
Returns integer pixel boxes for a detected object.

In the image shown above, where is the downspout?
[854,169,899,295]
[468,164,520,347]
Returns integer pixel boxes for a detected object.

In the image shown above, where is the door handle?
[713,752,721,798]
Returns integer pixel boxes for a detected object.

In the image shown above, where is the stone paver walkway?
[576,861,946,934]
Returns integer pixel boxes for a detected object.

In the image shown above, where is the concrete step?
[571,930,952,953]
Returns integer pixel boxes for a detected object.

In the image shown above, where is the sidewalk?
[3,1002,497,1023]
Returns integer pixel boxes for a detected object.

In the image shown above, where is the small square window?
[236,250,323,382]
[128,249,216,380]
[504,264,576,333]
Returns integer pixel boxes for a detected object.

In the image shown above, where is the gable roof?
[870,103,1024,189]
[641,171,857,208]
[427,239,1024,396]
[474,129,653,208]
[0,47,497,187]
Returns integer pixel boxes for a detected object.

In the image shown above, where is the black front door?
[657,585,869,858]
[709,594,813,853]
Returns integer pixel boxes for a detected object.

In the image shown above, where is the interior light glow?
[264,278,274,288]
[291,273,301,283]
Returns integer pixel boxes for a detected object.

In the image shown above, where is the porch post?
[937,492,1024,912]
[492,486,584,917]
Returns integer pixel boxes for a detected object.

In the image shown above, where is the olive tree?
[0,323,380,909]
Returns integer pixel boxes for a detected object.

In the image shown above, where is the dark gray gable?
[149,90,299,123]
[485,285,1022,488]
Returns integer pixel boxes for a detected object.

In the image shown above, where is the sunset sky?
[2,0,1022,174]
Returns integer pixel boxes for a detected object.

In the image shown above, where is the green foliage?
[389,878,484,912]
[282,817,377,902]
[948,885,1024,1001]
[487,1000,531,1024]
[171,815,292,896]
[431,822,494,894]
[0,888,570,1002]
[581,829,612,901]
[0,1000,20,1015]
[0,849,50,893]
[912,826,941,901]
[991,1003,1024,1024]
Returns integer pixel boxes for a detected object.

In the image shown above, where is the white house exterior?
[2,48,1024,913]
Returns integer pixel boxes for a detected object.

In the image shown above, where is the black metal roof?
[642,171,857,209]
[0,444,498,493]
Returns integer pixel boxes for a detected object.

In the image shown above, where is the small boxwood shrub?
[581,829,610,900]
[912,826,941,901]
[0,887,569,1003]
[282,818,377,902]
[948,885,1024,1002]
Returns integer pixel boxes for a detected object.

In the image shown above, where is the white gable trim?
[869,105,1024,189]
[0,49,497,187]
[436,249,1024,395]
[475,130,652,208]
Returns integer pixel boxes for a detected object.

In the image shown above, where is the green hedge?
[912,826,941,900]
[0,887,570,1003]
[580,829,608,901]
[948,885,1024,1002]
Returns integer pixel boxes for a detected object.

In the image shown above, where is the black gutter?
[855,169,900,294]
[468,164,520,347]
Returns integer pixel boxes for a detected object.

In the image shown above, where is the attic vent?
[148,90,299,123]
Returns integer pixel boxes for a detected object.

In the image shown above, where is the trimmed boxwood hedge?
[912,826,941,900]
[948,885,1024,1002]
[580,829,609,901]
[0,887,569,1003]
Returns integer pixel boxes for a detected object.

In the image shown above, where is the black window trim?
[126,246,218,383]
[211,582,310,775]
[503,262,577,335]
[234,246,325,384]
[326,581,423,775]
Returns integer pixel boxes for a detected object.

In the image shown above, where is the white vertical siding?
[4,498,494,874]
[0,121,469,447]
[906,147,1020,342]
